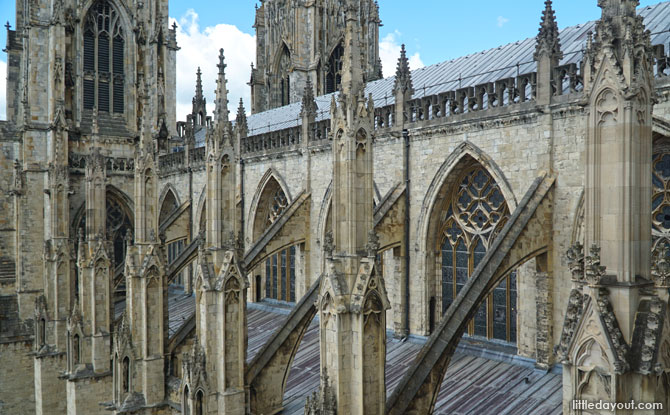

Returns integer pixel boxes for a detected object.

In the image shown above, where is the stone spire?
[393,44,413,95]
[300,78,318,119]
[214,49,230,126]
[534,0,562,60]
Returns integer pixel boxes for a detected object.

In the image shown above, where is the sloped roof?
[246,1,670,136]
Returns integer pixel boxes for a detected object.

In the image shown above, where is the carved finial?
[584,243,607,285]
[566,241,585,282]
[393,44,413,95]
[366,230,380,258]
[534,0,562,61]
[323,231,334,257]
[300,78,318,119]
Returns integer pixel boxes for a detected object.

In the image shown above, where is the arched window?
[195,390,204,415]
[277,45,291,106]
[326,42,344,94]
[73,334,80,364]
[264,245,297,302]
[439,165,517,343]
[76,192,133,267]
[83,0,125,114]
[183,386,190,415]
[122,356,130,393]
[36,318,46,347]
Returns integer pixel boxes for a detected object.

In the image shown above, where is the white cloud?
[497,16,509,28]
[171,10,255,122]
[0,59,6,120]
[379,31,424,79]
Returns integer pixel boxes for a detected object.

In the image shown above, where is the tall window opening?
[122,356,130,393]
[278,45,291,106]
[326,43,344,94]
[439,164,517,343]
[263,245,296,302]
[83,0,125,114]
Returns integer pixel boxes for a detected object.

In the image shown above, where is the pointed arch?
[325,40,345,94]
[247,169,293,243]
[418,142,517,340]
[416,141,516,254]
[159,184,181,215]
[194,185,207,236]
[71,185,134,266]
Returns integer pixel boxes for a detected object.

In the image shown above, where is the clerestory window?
[440,165,517,343]
[326,43,344,94]
[83,0,125,114]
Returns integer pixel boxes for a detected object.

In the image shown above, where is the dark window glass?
[281,250,287,300]
[289,246,296,302]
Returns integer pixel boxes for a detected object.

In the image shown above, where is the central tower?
[250,0,382,113]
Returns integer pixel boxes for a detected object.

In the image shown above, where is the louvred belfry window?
[83,1,125,114]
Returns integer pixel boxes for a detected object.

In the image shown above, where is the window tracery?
[326,43,344,94]
[439,164,517,343]
[653,147,670,252]
[277,46,291,106]
[83,0,125,114]
[266,187,289,226]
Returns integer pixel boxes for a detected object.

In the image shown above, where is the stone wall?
[0,340,36,414]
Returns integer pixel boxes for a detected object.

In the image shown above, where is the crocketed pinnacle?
[300,78,318,118]
[236,98,248,134]
[534,0,562,60]
[214,49,230,125]
[393,44,413,95]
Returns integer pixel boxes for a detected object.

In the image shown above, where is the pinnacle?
[215,49,230,125]
[300,78,318,118]
[236,98,248,132]
[195,67,203,100]
[534,0,562,59]
[393,44,413,94]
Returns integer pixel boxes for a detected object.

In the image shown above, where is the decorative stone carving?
[305,369,337,415]
[584,244,606,285]
[323,230,334,257]
[555,288,586,362]
[595,288,630,373]
[566,241,585,282]
[365,230,380,258]
[651,244,670,287]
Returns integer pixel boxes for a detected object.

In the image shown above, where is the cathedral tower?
[250,0,382,113]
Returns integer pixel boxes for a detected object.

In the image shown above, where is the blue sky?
[0,0,665,120]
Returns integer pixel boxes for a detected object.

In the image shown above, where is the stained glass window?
[440,164,517,343]
[263,245,298,302]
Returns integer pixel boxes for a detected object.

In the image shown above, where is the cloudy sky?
[0,0,663,121]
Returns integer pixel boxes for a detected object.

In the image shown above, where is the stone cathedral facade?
[2,0,670,414]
